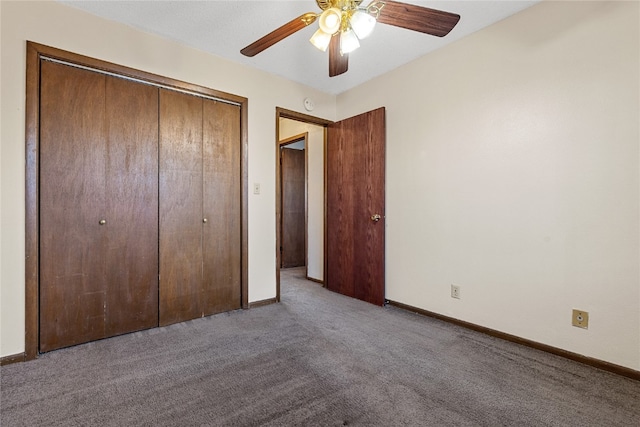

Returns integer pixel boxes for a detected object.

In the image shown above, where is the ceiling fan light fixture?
[239,0,461,78]
[340,28,360,55]
[310,28,332,52]
[350,10,376,40]
[318,7,342,34]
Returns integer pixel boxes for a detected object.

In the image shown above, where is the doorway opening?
[275,108,331,302]
[275,106,386,306]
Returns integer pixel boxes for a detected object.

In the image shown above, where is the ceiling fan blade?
[377,0,460,37]
[241,13,317,57]
[329,35,348,77]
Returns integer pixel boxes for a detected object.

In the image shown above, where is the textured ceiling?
[58,1,540,95]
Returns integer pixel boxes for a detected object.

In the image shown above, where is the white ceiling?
[58,1,540,95]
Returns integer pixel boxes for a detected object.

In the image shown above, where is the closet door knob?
[99,219,107,225]
[203,218,208,223]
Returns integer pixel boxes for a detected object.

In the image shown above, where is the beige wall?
[338,1,639,370]
[279,118,325,281]
[0,0,336,357]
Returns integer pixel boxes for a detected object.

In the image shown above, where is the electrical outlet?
[451,284,460,299]
[572,309,589,329]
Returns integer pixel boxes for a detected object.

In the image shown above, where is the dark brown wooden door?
[202,99,242,315]
[159,89,204,326]
[159,91,242,325]
[281,147,306,268]
[104,76,159,336]
[39,61,159,352]
[326,107,386,306]
[40,61,107,352]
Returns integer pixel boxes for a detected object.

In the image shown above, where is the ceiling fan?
[240,0,460,77]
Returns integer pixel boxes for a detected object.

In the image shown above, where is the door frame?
[279,133,308,271]
[275,108,332,302]
[25,42,249,360]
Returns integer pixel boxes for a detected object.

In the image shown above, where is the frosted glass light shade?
[319,8,342,34]
[350,11,376,39]
[310,28,332,52]
[340,29,360,54]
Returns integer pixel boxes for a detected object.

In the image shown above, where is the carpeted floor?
[1,267,639,426]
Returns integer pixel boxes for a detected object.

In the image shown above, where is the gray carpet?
[1,268,639,426]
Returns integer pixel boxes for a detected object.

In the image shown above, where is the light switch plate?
[253,183,260,195]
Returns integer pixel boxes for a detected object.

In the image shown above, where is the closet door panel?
[159,89,204,326]
[39,61,107,352]
[202,100,242,315]
[105,76,159,335]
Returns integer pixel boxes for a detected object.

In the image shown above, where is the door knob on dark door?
[99,219,107,225]
[370,214,381,222]
[203,218,208,223]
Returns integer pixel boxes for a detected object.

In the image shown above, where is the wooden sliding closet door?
[104,76,159,336]
[39,61,159,352]
[159,91,242,325]
[202,100,242,315]
[159,89,204,326]
[40,61,107,351]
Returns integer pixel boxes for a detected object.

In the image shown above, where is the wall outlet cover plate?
[572,309,589,329]
[451,284,460,299]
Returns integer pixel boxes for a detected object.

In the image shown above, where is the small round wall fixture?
[303,98,315,111]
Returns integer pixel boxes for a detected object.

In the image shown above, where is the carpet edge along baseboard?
[386,299,640,382]
[5,298,637,382]
[2,299,280,366]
